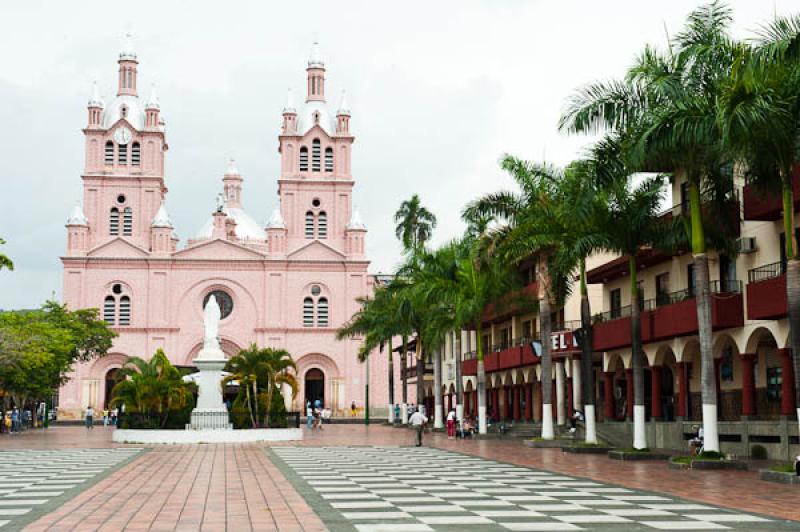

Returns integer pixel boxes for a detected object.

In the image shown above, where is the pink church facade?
[58,38,398,420]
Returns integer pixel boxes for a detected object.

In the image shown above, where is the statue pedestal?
[184,347,232,430]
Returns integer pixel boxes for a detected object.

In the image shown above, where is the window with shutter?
[324,147,333,172]
[312,139,321,171]
[109,208,120,236]
[122,207,133,236]
[118,296,130,326]
[103,296,116,325]
[105,141,114,165]
[317,297,329,327]
[131,142,140,166]
[299,147,308,171]
[305,211,315,239]
[118,143,127,165]
[303,297,314,327]
[318,212,327,239]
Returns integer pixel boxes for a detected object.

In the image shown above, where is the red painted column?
[603,372,615,420]
[740,354,756,417]
[675,362,688,419]
[651,366,662,420]
[474,391,479,416]
[513,386,521,420]
[779,348,796,416]
[625,368,634,420]
[536,383,543,421]
[525,383,533,421]
[501,386,508,420]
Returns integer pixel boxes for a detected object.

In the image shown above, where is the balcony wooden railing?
[747,262,787,320]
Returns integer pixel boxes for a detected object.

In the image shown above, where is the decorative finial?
[145,83,160,109]
[308,37,324,68]
[88,80,104,108]
[215,193,225,212]
[337,89,350,116]
[283,88,296,113]
[120,32,137,60]
[225,158,239,176]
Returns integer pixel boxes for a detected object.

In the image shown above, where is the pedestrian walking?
[312,406,323,431]
[409,407,428,447]
[446,408,457,439]
[306,401,313,429]
[111,408,118,426]
[394,403,400,422]
[103,409,109,427]
[350,401,357,417]
[85,406,94,430]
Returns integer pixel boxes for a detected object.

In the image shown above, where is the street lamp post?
[365,355,370,426]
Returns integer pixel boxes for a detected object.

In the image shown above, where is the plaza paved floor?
[0,424,797,531]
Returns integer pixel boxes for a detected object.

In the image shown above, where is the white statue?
[203,295,221,350]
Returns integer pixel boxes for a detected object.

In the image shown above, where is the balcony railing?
[594,281,742,324]
[748,261,786,283]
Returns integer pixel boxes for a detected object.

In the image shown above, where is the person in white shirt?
[409,408,428,447]
[446,409,457,439]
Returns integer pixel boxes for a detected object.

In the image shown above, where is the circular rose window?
[203,290,234,319]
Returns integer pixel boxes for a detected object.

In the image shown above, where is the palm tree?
[0,238,12,271]
[464,156,568,438]
[559,2,740,452]
[594,162,676,449]
[394,194,437,251]
[720,15,800,433]
[110,349,193,428]
[259,348,298,426]
[224,345,265,428]
[337,285,403,421]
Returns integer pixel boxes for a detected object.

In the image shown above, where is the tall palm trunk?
[539,261,554,440]
[688,180,719,453]
[455,331,464,420]
[245,381,256,429]
[433,345,443,428]
[781,173,800,435]
[416,337,425,410]
[252,379,260,427]
[388,339,395,423]
[401,335,408,423]
[476,321,488,434]
[579,259,597,444]
[629,257,647,450]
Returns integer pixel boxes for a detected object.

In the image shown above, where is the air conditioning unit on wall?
[736,237,757,253]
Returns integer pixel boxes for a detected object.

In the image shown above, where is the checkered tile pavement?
[0,448,142,530]
[271,446,793,531]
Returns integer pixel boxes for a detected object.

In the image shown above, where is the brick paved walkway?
[6,424,800,530]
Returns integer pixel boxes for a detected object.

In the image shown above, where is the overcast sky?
[0,1,795,309]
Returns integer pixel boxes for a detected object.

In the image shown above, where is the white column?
[433,349,444,429]
[555,361,566,426]
[571,358,582,411]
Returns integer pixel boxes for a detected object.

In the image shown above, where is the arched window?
[109,207,120,236]
[318,211,328,239]
[118,143,128,165]
[305,211,315,239]
[119,296,131,326]
[105,141,114,165]
[303,297,314,327]
[312,139,321,172]
[317,297,329,327]
[131,142,140,166]
[324,147,333,172]
[103,296,116,325]
[122,207,133,236]
[299,147,308,171]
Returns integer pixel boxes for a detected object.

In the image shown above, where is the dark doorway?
[104,368,120,408]
[305,368,325,407]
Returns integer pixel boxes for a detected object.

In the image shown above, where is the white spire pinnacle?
[337,89,350,116]
[308,39,324,68]
[283,88,296,113]
[120,32,137,61]
[151,201,173,228]
[66,202,89,226]
[145,83,160,109]
[225,158,239,176]
[88,80,104,108]
[266,207,286,229]
[347,208,366,230]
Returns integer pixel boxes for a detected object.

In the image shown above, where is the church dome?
[295,99,337,136]
[194,205,265,242]
[102,94,146,130]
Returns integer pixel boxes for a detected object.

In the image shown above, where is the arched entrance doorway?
[305,368,325,407]
[104,368,120,409]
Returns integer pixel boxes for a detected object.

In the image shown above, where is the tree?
[224,345,297,428]
[0,302,115,416]
[464,156,570,439]
[394,194,437,252]
[110,349,194,428]
[720,14,800,434]
[591,158,676,449]
[0,238,12,271]
[559,2,740,452]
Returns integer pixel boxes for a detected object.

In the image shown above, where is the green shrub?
[750,445,768,460]
[696,450,725,460]
[769,463,795,473]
